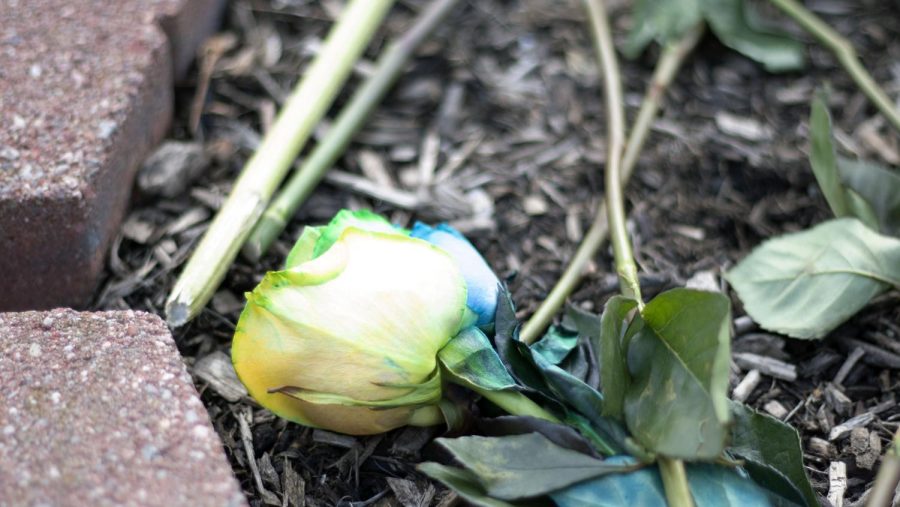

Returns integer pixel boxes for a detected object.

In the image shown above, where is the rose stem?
[165,0,396,326]
[242,0,462,262]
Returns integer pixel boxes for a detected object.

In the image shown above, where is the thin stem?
[867,428,900,507]
[769,0,900,132]
[475,388,561,424]
[165,0,396,326]
[519,23,703,345]
[242,0,461,262]
[584,2,691,506]
[658,457,695,507]
[584,0,638,305]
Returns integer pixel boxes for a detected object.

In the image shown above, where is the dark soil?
[97,0,900,505]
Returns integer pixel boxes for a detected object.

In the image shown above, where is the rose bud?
[232,215,469,435]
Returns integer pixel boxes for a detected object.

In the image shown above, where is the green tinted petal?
[313,209,405,258]
[285,225,322,269]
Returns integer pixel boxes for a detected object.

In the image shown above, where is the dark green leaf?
[550,457,666,507]
[434,433,633,500]
[532,325,579,365]
[598,296,638,420]
[494,289,551,391]
[528,349,629,456]
[725,218,900,339]
[475,416,601,457]
[492,288,629,456]
[557,306,604,386]
[439,327,517,392]
[838,157,900,235]
[730,402,818,507]
[624,0,702,57]
[624,289,732,459]
[689,463,775,506]
[552,458,773,507]
[700,0,805,72]
[418,463,541,507]
[809,92,852,218]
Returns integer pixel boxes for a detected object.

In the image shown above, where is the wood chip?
[827,461,847,507]
[808,437,836,459]
[829,412,875,441]
[282,458,305,507]
[239,408,281,505]
[193,350,248,402]
[311,429,356,449]
[733,352,797,381]
[523,194,548,215]
[850,427,882,470]
[324,170,420,209]
[685,270,719,293]
[715,112,773,141]
[732,369,761,402]
[672,224,706,241]
[358,149,395,188]
[164,207,210,236]
[121,215,156,244]
[833,347,866,386]
[138,141,209,198]
[387,477,435,507]
[825,383,853,416]
[764,400,789,419]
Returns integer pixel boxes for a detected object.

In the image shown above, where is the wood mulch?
[97,0,900,505]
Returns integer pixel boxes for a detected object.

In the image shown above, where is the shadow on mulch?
[96,0,900,505]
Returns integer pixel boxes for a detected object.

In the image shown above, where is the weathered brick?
[0,0,224,310]
[0,309,246,506]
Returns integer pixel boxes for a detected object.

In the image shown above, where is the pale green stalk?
[242,0,461,262]
[166,0,396,326]
[866,428,900,507]
[583,1,691,506]
[475,388,561,424]
[520,23,703,345]
[770,0,900,132]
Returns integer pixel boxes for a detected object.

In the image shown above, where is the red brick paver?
[0,0,224,310]
[0,309,247,506]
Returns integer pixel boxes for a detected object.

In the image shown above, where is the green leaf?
[700,0,805,72]
[551,457,774,507]
[494,289,553,392]
[550,457,666,506]
[809,93,852,218]
[434,433,633,500]
[807,92,882,230]
[846,188,881,232]
[838,157,900,235]
[730,402,818,507]
[418,463,538,507]
[725,218,900,339]
[492,289,629,456]
[597,296,638,420]
[475,416,601,458]
[439,327,518,392]
[624,0,703,58]
[528,349,629,456]
[624,289,732,459]
[532,325,579,366]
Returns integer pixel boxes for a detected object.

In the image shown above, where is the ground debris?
[96,0,900,503]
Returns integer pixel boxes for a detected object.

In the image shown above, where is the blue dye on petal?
[410,222,500,328]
